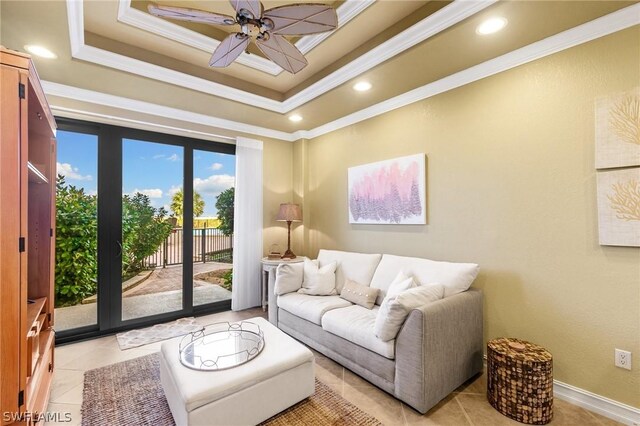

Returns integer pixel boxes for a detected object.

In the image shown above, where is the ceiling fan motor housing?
[237,11,273,38]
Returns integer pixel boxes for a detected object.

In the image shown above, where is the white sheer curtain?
[231,137,263,311]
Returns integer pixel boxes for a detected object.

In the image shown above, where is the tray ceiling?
[0,0,637,136]
[84,0,429,95]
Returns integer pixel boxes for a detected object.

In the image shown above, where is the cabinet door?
[0,64,28,422]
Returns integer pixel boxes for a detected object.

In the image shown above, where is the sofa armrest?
[268,268,279,325]
[394,289,483,413]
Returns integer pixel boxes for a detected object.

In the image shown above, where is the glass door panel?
[54,130,99,332]
[121,139,184,321]
[192,150,235,306]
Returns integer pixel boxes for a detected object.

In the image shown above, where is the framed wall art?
[348,154,426,225]
[597,167,640,247]
[595,87,640,169]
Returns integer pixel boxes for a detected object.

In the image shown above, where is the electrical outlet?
[615,349,632,370]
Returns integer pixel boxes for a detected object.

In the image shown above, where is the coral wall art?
[596,167,640,247]
[595,87,640,169]
[348,154,426,225]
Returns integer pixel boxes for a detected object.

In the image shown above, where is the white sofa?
[269,249,483,414]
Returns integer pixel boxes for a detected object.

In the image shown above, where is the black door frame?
[55,118,235,344]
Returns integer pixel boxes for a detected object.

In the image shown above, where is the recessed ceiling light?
[289,114,303,122]
[353,81,372,92]
[24,45,57,59]
[476,17,508,35]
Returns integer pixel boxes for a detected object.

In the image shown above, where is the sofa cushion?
[277,293,351,325]
[317,250,382,293]
[277,309,396,387]
[321,305,395,359]
[339,279,379,309]
[370,254,479,303]
[274,262,305,295]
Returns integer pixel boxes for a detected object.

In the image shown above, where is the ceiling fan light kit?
[148,0,338,74]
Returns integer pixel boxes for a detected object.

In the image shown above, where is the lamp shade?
[276,203,302,222]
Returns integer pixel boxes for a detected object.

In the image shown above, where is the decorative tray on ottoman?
[179,321,265,371]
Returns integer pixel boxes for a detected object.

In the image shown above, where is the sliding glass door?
[54,129,99,332]
[121,139,185,321]
[54,119,235,343]
[192,150,235,306]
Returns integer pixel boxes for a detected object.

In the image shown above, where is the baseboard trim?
[553,380,640,426]
[482,355,639,425]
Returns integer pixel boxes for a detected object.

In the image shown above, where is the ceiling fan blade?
[256,34,308,74]
[148,4,236,26]
[209,33,250,68]
[229,0,263,20]
[263,4,337,36]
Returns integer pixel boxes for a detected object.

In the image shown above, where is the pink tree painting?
[348,154,426,224]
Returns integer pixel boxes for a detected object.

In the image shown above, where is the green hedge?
[55,176,173,307]
[55,176,98,307]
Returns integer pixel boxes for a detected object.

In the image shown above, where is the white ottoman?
[160,317,315,426]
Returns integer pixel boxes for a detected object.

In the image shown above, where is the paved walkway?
[55,263,232,332]
[124,262,230,297]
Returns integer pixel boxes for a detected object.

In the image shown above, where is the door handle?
[116,240,122,258]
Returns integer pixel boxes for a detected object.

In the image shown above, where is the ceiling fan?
[148,1,338,74]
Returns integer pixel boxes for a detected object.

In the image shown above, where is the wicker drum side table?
[487,338,553,425]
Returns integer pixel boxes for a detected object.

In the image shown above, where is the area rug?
[115,318,203,350]
[81,353,382,426]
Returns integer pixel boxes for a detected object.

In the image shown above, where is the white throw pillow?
[298,259,337,296]
[384,271,416,300]
[374,284,445,342]
[274,262,305,295]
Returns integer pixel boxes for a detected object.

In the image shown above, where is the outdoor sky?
[56,130,236,217]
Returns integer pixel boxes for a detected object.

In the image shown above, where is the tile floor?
[47,308,621,426]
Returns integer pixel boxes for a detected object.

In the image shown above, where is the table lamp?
[276,203,302,259]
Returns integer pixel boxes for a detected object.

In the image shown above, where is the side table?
[487,337,553,425]
[261,257,305,323]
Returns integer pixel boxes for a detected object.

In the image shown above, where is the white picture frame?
[597,167,640,247]
[595,87,640,169]
[348,154,426,225]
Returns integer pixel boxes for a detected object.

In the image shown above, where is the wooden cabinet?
[1,47,56,425]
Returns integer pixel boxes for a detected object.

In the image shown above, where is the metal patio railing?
[143,227,233,269]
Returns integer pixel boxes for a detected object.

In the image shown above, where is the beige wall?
[298,27,640,406]
[263,138,295,255]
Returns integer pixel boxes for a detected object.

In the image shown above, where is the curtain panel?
[231,137,264,311]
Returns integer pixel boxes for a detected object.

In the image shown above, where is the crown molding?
[51,105,237,143]
[65,0,494,113]
[42,80,295,141]
[301,2,640,139]
[283,0,497,111]
[67,0,84,56]
[55,3,640,144]
[116,0,374,77]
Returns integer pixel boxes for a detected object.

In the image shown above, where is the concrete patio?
[55,263,232,331]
